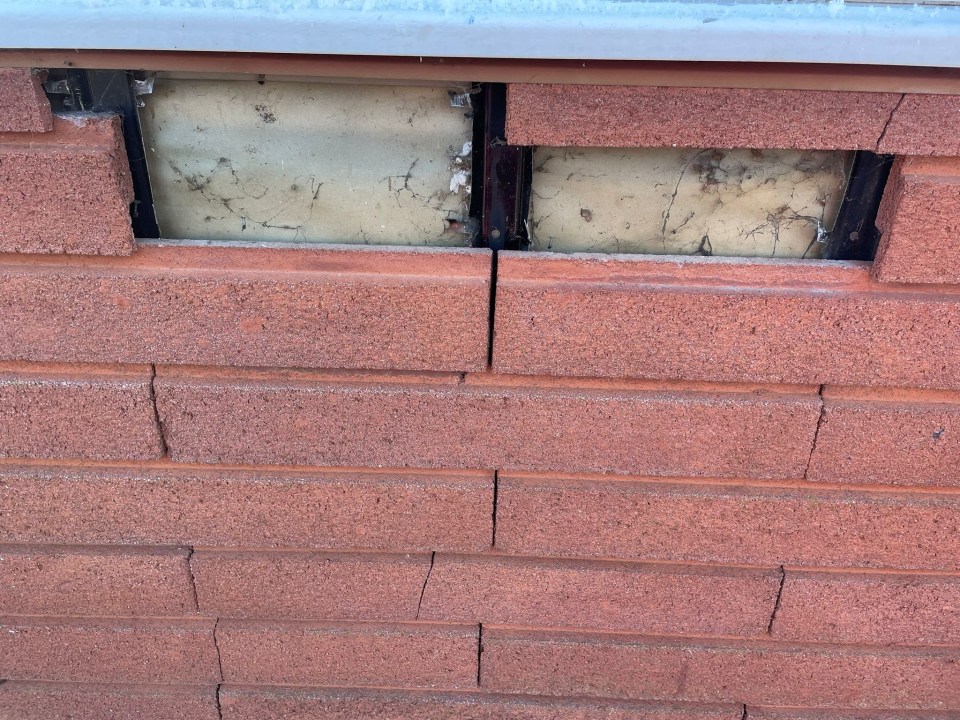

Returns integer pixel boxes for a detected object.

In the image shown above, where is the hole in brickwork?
[137,77,477,246]
[528,147,854,258]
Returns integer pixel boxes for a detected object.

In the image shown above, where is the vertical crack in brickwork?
[212,617,225,720]
[741,704,749,720]
[876,93,906,151]
[767,565,786,634]
[476,623,484,687]
[486,250,499,368]
[148,364,170,457]
[415,551,436,620]
[186,546,200,612]
[803,385,826,480]
[491,470,499,548]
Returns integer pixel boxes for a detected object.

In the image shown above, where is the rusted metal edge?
[4,51,960,94]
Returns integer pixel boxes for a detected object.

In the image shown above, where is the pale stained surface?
[530,147,852,258]
[140,79,474,245]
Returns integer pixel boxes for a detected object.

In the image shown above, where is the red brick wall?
[2,70,960,719]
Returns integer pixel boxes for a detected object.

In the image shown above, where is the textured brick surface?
[0,114,134,254]
[482,628,960,709]
[219,686,741,720]
[493,252,960,389]
[0,681,219,720]
[807,387,960,487]
[0,68,52,132]
[495,474,960,571]
[874,156,960,285]
[193,550,430,620]
[0,616,220,684]
[0,244,491,371]
[748,708,960,720]
[0,463,492,551]
[772,569,960,645]
[506,84,900,149]
[419,554,779,636]
[879,94,960,156]
[217,620,478,688]
[0,544,196,616]
[0,363,164,461]
[156,368,820,479]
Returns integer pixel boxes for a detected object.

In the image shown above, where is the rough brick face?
[482,628,960,709]
[495,474,960,571]
[0,463,492,551]
[0,544,196,616]
[192,550,430,620]
[155,368,820,479]
[418,554,780,636]
[0,244,492,371]
[874,156,960,285]
[494,253,960,389]
[506,84,900,149]
[878,94,960,156]
[0,114,134,254]
[0,363,164,461]
[807,387,960,487]
[0,68,52,133]
[217,620,478,688]
[219,687,742,720]
[0,682,220,720]
[772,569,960,645]
[0,617,220,685]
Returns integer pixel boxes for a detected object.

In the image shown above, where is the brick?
[772,569,960,646]
[0,544,196,616]
[0,244,491,372]
[879,94,960,156]
[0,363,164,461]
[418,554,779,636]
[748,709,960,720]
[0,68,52,133]
[493,252,960,389]
[874,156,960,285]
[0,463,492,552]
[0,114,134,254]
[0,681,219,720]
[192,550,430,620]
[807,387,960,487]
[496,474,960,571]
[217,619,477,688]
[482,628,960,709]
[0,616,220,685]
[506,84,899,149]
[156,368,820,480]
[219,686,741,720]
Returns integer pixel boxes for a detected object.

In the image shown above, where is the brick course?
[0,244,492,371]
[0,68,52,133]
[0,682,219,720]
[217,620,478,688]
[0,114,134,254]
[0,363,164,461]
[874,156,960,285]
[0,616,220,685]
[418,554,780,636]
[494,253,960,388]
[495,473,960,570]
[155,368,820,479]
[0,463,492,551]
[0,544,196,616]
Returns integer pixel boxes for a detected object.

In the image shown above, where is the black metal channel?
[823,150,895,261]
[44,68,160,238]
[479,83,532,251]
